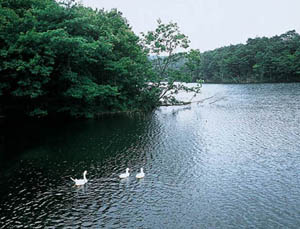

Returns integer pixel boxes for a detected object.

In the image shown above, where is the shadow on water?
[0,118,85,171]
[0,112,156,192]
[1,113,153,164]
[0,111,164,228]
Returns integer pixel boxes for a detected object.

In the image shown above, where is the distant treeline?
[182,30,300,83]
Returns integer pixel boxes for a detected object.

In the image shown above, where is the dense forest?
[183,30,300,83]
[0,0,201,119]
[0,0,160,118]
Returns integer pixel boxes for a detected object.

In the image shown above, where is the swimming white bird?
[71,170,88,186]
[119,168,130,178]
[136,168,145,179]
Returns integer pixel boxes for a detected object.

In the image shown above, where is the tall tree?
[141,19,202,106]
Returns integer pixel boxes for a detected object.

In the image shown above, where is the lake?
[0,83,299,228]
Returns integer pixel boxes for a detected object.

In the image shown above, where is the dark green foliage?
[183,49,202,82]
[185,30,300,83]
[0,0,155,118]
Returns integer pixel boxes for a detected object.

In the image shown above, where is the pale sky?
[81,0,300,52]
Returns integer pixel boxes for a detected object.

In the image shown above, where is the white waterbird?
[119,168,130,178]
[136,168,145,179]
[71,170,88,186]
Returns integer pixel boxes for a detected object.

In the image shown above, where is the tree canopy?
[0,0,155,118]
[141,19,202,106]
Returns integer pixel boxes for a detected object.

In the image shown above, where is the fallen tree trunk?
[160,95,216,107]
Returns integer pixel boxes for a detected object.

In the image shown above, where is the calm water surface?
[0,84,300,228]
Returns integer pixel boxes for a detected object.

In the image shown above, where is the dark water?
[0,84,300,228]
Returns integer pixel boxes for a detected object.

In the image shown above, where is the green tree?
[141,19,202,106]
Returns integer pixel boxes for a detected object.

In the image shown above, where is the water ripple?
[1,84,300,228]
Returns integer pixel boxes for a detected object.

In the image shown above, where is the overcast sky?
[81,0,300,52]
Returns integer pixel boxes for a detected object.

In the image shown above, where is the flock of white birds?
[71,168,145,186]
